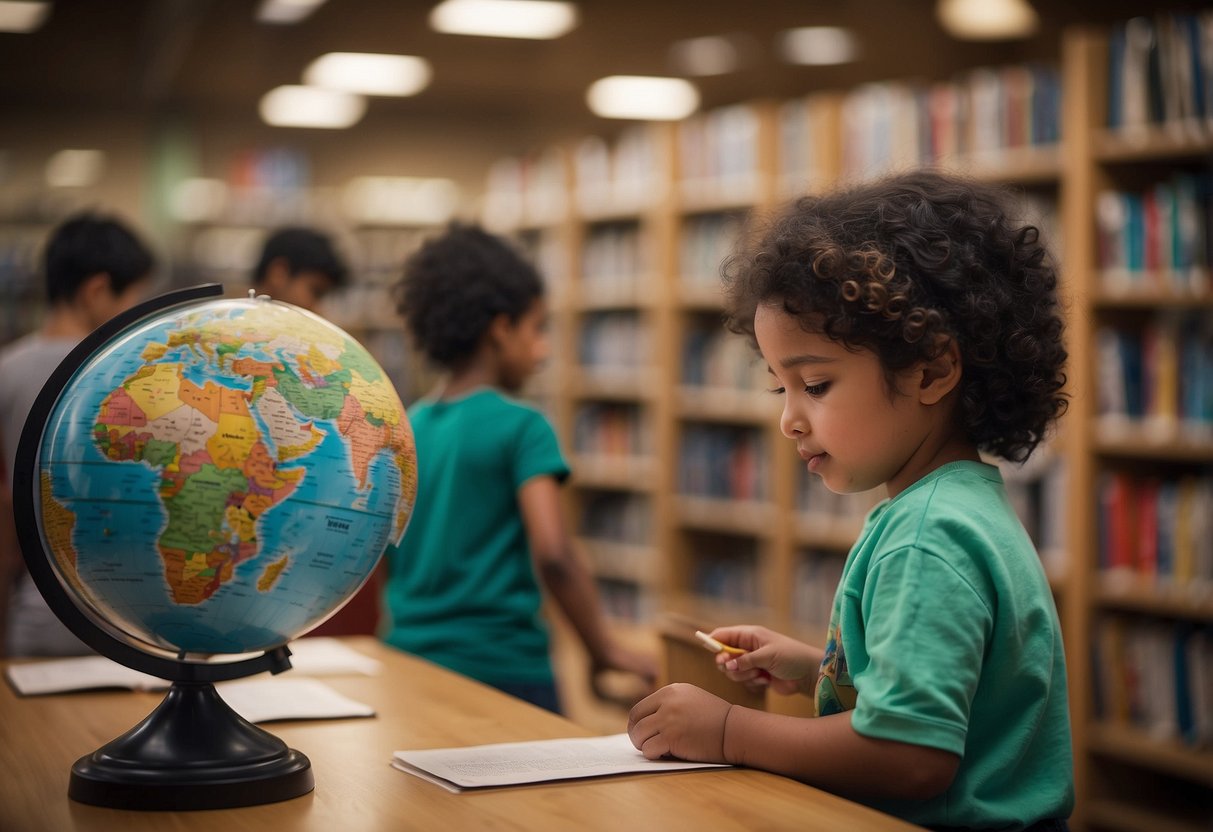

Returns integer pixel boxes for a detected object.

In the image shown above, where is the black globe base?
[68,681,314,810]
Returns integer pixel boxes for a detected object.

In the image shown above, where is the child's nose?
[780,403,806,439]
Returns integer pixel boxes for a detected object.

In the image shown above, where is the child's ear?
[917,336,962,405]
[486,312,514,346]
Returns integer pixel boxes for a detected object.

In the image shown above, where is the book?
[391,732,729,793]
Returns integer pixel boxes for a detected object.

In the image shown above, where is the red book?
[1136,478,1159,580]
[1142,189,1160,275]
[1107,473,1138,574]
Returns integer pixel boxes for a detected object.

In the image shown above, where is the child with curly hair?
[627,171,1074,831]
[383,223,656,713]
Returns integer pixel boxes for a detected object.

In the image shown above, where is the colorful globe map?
[34,296,417,655]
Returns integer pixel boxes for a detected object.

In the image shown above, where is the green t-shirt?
[815,461,1074,829]
[382,388,569,685]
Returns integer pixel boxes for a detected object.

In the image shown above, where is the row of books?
[797,471,882,527]
[791,551,846,632]
[679,425,768,501]
[1097,472,1213,589]
[682,324,768,390]
[574,127,664,215]
[582,224,653,285]
[1096,173,1212,294]
[1096,315,1213,436]
[512,228,570,300]
[678,105,762,187]
[999,453,1068,574]
[778,94,834,197]
[841,63,1061,179]
[572,403,651,458]
[481,149,567,231]
[1092,616,1212,747]
[679,212,745,287]
[692,549,762,609]
[1107,13,1213,132]
[579,492,652,546]
[578,312,651,370]
[596,577,654,623]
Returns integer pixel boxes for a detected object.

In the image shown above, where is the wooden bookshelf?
[483,18,1213,828]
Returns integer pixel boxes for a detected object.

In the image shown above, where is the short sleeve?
[849,546,993,755]
[510,409,570,489]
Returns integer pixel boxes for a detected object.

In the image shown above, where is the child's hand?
[590,643,659,706]
[710,625,821,696]
[627,683,732,763]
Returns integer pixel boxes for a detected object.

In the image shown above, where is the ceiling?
[0,0,1158,144]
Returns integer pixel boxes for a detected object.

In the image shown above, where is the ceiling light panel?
[429,0,578,39]
[256,0,328,24]
[779,26,860,66]
[586,76,699,121]
[669,36,740,77]
[936,0,1039,40]
[0,1,50,33]
[259,86,366,129]
[304,53,432,97]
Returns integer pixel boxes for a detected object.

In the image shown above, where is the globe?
[12,283,418,810]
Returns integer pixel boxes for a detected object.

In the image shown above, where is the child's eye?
[766,386,786,395]
[804,381,830,396]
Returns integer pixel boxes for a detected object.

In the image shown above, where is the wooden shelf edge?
[1087,722,1213,787]
[674,496,775,536]
[1086,798,1211,832]
[1094,125,1213,163]
[1094,578,1213,622]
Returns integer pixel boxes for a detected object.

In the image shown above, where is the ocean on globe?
[33,295,417,655]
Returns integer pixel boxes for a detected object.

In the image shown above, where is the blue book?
[1174,624,1195,744]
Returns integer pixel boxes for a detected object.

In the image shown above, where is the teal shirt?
[382,389,569,684]
[815,461,1074,829]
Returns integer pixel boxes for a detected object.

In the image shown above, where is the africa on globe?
[34,291,418,656]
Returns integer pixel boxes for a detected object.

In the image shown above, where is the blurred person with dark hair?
[250,226,348,312]
[0,211,155,656]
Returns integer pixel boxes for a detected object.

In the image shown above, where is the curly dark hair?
[395,223,544,369]
[723,169,1068,463]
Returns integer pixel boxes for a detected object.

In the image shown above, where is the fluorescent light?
[45,149,105,188]
[0,1,50,33]
[779,26,859,66]
[259,85,366,129]
[586,76,699,121]
[669,36,740,77]
[342,176,461,225]
[304,53,432,97]
[936,0,1038,40]
[429,0,577,39]
[256,0,327,24]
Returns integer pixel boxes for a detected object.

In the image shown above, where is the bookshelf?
[483,15,1213,828]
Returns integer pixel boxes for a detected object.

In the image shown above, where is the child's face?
[496,297,550,392]
[754,302,938,498]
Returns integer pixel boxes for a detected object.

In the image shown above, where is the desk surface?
[1,637,918,831]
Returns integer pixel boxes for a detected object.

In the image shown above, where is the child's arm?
[628,684,959,801]
[518,475,657,686]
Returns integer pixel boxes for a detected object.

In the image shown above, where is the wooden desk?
[0,637,918,831]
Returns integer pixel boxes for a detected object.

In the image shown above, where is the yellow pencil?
[694,630,746,656]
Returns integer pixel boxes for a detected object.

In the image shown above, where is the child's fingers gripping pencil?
[694,630,770,680]
[694,630,746,655]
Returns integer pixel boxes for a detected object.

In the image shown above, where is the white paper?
[391,733,730,792]
[215,677,375,723]
[5,656,167,695]
[4,638,380,696]
[284,637,382,676]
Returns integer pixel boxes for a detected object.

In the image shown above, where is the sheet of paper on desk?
[5,638,380,696]
[5,656,168,695]
[214,677,374,723]
[285,637,383,676]
[391,732,730,793]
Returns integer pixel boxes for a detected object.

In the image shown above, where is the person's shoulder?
[875,462,1009,552]
[0,334,73,375]
[475,388,553,424]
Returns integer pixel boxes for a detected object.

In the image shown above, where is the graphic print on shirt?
[815,620,857,716]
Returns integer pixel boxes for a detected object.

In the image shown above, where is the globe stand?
[69,681,313,810]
